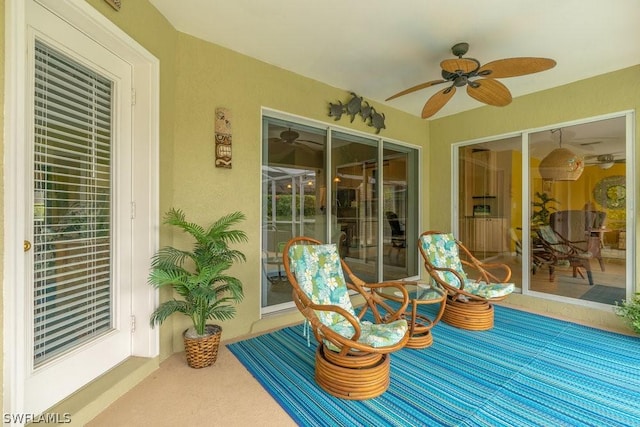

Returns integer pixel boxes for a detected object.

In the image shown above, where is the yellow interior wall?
[544,164,626,226]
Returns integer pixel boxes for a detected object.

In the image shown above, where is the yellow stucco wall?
[169,32,428,350]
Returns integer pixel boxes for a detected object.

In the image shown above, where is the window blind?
[33,40,113,367]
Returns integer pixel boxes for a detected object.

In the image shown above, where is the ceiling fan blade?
[467,78,512,106]
[440,58,478,74]
[385,79,446,101]
[479,57,556,78]
[297,139,324,146]
[421,86,456,119]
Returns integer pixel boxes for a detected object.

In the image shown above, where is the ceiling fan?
[386,42,556,119]
[269,128,323,149]
[584,153,625,169]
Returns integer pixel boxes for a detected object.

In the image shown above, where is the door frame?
[3,0,160,416]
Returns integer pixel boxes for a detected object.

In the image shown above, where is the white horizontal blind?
[33,40,113,367]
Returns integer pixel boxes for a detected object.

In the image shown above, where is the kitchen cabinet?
[470,149,497,197]
[464,217,507,254]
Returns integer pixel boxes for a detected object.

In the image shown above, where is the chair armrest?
[425,265,469,294]
[303,301,364,343]
[363,281,410,322]
[468,260,512,283]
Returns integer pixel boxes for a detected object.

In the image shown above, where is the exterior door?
[22,0,133,414]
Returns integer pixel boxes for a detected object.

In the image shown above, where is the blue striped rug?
[228,305,640,426]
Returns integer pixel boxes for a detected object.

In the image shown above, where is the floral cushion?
[463,279,514,298]
[288,243,407,348]
[420,233,468,287]
[329,319,409,350]
[287,243,355,327]
[420,233,514,299]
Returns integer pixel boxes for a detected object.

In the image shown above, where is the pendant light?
[538,129,584,181]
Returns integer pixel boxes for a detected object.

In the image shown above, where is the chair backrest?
[537,225,571,254]
[585,210,606,230]
[537,225,559,244]
[385,212,403,237]
[419,233,467,288]
[287,242,356,327]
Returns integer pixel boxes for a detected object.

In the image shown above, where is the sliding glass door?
[261,114,420,311]
[455,113,632,306]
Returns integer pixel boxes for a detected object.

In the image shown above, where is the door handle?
[24,240,32,252]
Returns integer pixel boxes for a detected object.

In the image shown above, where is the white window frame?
[4,0,160,417]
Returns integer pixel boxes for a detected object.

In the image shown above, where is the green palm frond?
[151,246,193,269]
[164,208,207,241]
[150,299,192,326]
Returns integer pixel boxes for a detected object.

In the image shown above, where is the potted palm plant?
[531,191,559,226]
[149,208,247,368]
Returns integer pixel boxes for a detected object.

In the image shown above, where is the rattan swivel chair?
[418,231,514,331]
[283,236,410,400]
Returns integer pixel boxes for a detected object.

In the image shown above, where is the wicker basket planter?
[183,324,222,369]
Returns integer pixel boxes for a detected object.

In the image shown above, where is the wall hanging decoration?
[104,0,122,11]
[215,108,232,169]
[328,92,386,134]
[593,175,625,209]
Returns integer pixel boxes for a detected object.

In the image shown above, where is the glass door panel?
[457,137,522,290]
[381,143,419,280]
[261,118,326,308]
[261,115,421,311]
[332,132,379,282]
[528,116,628,304]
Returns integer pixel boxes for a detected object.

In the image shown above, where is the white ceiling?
[149,0,640,120]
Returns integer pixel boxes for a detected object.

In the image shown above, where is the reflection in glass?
[457,138,517,288]
[456,115,628,305]
[261,116,420,310]
[528,117,627,304]
[262,119,326,308]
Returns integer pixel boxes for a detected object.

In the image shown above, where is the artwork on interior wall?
[328,92,386,134]
[215,108,232,169]
[593,175,625,209]
[104,0,122,11]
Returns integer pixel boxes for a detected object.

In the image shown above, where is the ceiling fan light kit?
[598,161,615,170]
[386,42,556,118]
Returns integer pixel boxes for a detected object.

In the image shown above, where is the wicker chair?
[283,236,410,400]
[536,225,594,286]
[418,231,514,331]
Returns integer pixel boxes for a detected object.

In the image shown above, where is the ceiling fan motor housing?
[451,42,469,57]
